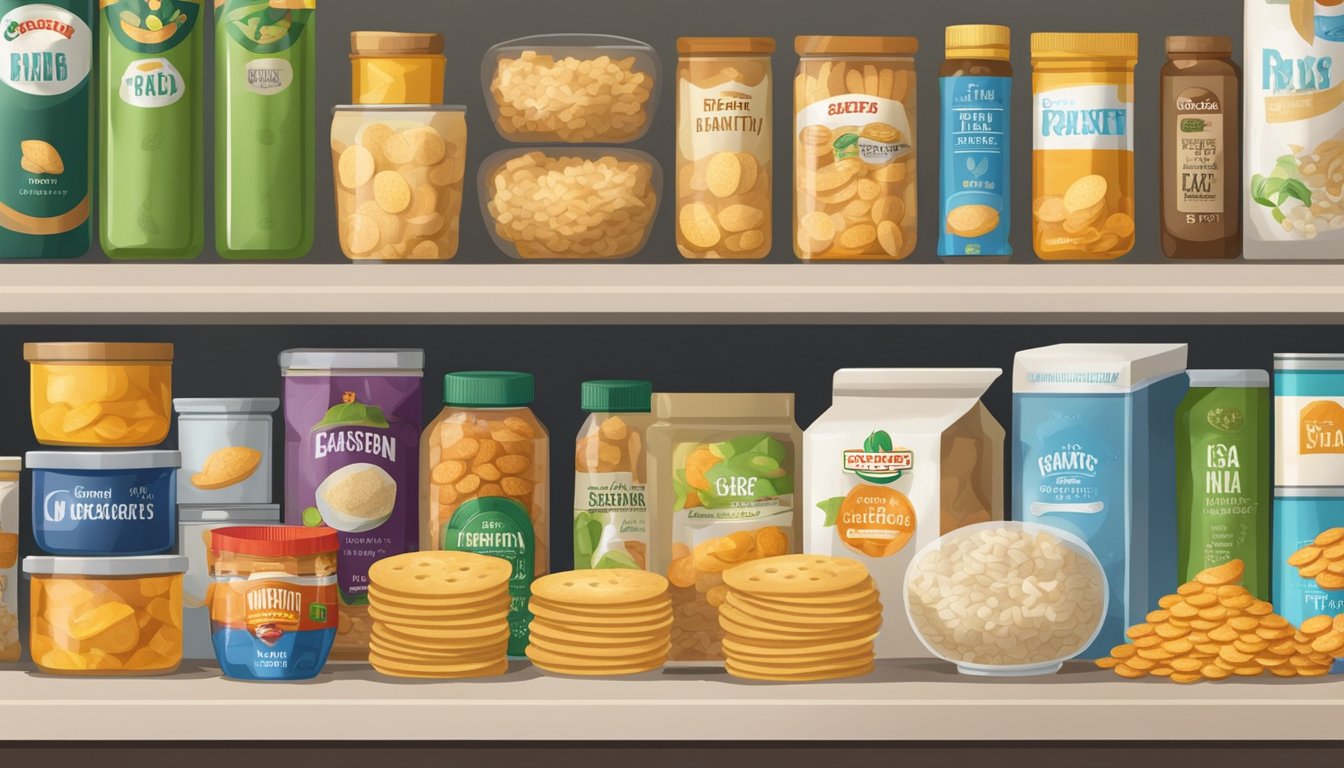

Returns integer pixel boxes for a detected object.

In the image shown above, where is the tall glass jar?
[676,37,774,259]
[794,36,918,261]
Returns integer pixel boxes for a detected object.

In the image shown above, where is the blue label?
[31,467,176,555]
[939,75,1011,257]
[1273,495,1344,674]
[212,626,335,681]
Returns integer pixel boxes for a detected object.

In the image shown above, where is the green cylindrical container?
[215,0,313,260]
[0,0,93,259]
[100,0,203,260]
[1175,369,1271,599]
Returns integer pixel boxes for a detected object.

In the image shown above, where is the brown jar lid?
[350,31,445,56]
[24,342,174,363]
[796,35,919,57]
[678,37,776,55]
[1166,35,1232,55]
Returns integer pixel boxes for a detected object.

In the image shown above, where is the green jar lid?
[443,371,535,407]
[581,380,653,413]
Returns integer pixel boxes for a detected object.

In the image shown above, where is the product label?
[797,94,913,166]
[1300,400,1344,454]
[243,56,290,94]
[442,497,534,656]
[1175,86,1225,215]
[219,0,307,54]
[102,0,200,55]
[210,574,336,678]
[682,78,769,161]
[574,471,647,570]
[118,57,184,106]
[0,4,91,96]
[818,430,918,559]
[940,74,1011,256]
[1034,84,1134,152]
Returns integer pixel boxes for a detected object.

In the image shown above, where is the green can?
[1175,370,1271,599]
[100,0,203,260]
[0,1,93,259]
[215,0,313,260]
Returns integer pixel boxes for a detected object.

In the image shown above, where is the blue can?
[1273,487,1344,674]
[27,450,179,556]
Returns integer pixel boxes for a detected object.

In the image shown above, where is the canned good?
[1273,487,1344,673]
[174,398,278,505]
[1275,354,1344,487]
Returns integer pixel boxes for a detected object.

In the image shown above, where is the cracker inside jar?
[483,150,660,260]
[332,107,468,261]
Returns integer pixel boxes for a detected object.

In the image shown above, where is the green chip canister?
[215,0,314,260]
[0,0,93,259]
[100,0,204,259]
[1175,369,1270,599]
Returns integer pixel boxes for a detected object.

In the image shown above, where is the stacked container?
[20,342,188,675]
[1272,354,1344,673]
[332,32,467,262]
[479,35,662,260]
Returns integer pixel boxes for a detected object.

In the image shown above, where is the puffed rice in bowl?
[904,521,1108,677]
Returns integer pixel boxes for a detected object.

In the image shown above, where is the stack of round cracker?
[719,555,882,682]
[366,551,513,679]
[526,569,672,676]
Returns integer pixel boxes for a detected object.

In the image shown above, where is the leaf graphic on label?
[817,497,845,527]
[863,430,894,454]
[975,158,989,176]
[966,157,977,173]
[833,133,860,150]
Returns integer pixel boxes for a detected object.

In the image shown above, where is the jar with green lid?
[420,371,548,656]
[573,380,654,571]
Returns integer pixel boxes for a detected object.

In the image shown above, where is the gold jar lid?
[795,36,919,57]
[946,25,1010,60]
[1032,32,1138,60]
[350,31,444,57]
[24,342,174,363]
[678,37,776,55]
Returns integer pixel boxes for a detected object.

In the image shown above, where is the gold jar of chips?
[676,37,775,260]
[794,36,919,261]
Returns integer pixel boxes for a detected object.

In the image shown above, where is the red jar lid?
[210,526,338,557]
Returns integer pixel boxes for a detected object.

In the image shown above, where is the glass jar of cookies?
[420,371,549,656]
[1031,33,1137,260]
[676,37,774,259]
[331,105,468,261]
[794,36,919,261]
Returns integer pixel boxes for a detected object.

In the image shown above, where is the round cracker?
[373,170,412,214]
[531,569,669,606]
[725,649,873,676]
[735,152,760,196]
[723,555,870,596]
[527,632,670,659]
[338,145,375,189]
[726,589,879,617]
[369,551,512,597]
[946,204,1000,238]
[706,152,742,199]
[530,614,673,639]
[727,578,876,605]
[529,622,670,648]
[369,638,506,665]
[372,623,509,652]
[369,584,509,611]
[723,634,877,659]
[529,594,670,618]
[368,602,511,626]
[717,602,881,633]
[1062,174,1108,213]
[528,659,665,677]
[528,599,671,627]
[525,642,668,669]
[370,654,509,679]
[718,614,881,643]
[725,660,874,682]
[371,616,510,642]
[679,202,721,249]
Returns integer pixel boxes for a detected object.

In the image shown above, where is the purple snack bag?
[279,349,424,658]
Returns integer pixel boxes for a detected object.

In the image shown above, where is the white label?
[0,4,90,97]
[797,94,914,164]
[1034,84,1134,152]
[119,58,184,108]
[681,78,769,161]
[245,57,292,95]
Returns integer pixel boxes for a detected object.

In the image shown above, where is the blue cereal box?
[1012,344,1188,657]
[1273,487,1344,674]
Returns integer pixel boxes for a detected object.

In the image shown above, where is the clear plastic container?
[330,105,467,261]
[24,555,187,676]
[25,342,173,447]
[574,380,654,571]
[479,147,661,260]
[174,398,278,506]
[904,521,1108,676]
[482,34,660,144]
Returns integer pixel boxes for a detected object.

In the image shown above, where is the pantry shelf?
[1,660,1343,741]
[7,263,1344,325]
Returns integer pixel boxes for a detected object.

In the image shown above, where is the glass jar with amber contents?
[350,32,446,105]
[676,37,775,259]
[794,36,919,261]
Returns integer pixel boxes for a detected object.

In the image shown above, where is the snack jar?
[351,32,446,105]
[24,554,187,675]
[178,504,282,660]
[331,105,467,261]
[0,457,19,661]
[28,450,179,556]
[574,380,654,570]
[646,393,802,661]
[483,34,661,143]
[174,398,279,505]
[209,526,339,681]
[1272,487,1344,674]
[1274,353,1344,487]
[25,342,173,447]
[794,36,919,261]
[676,37,774,259]
[480,148,662,260]
[1031,33,1138,260]
[421,371,549,656]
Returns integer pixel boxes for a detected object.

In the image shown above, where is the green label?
[104,0,200,54]
[218,0,306,54]
[442,496,535,656]
[573,470,647,570]
[672,434,794,514]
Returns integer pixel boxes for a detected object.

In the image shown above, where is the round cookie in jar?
[676,37,775,260]
[420,372,549,657]
[794,36,919,261]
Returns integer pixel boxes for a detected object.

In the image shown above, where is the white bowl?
[903,521,1108,677]
[315,462,397,533]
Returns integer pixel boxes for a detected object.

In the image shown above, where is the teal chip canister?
[1273,487,1344,674]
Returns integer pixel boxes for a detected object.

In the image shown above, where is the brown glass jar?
[1161,36,1240,259]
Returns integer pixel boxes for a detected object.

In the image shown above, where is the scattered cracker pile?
[366,551,512,679]
[718,555,882,682]
[526,569,672,676]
